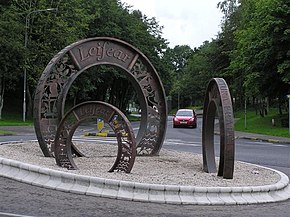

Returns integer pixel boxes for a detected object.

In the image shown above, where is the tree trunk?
[278,97,283,115]
[27,86,33,119]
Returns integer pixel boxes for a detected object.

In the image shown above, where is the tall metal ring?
[34,37,167,157]
[202,78,235,179]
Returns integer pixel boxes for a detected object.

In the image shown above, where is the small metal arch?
[54,101,136,173]
[202,78,235,179]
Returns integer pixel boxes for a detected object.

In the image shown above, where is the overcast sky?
[121,0,223,49]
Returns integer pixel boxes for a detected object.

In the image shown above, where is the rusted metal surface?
[54,101,136,173]
[34,37,167,157]
[202,78,235,179]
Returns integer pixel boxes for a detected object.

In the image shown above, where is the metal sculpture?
[34,37,167,157]
[54,101,136,173]
[202,78,235,179]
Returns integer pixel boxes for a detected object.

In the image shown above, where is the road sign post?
[288,95,290,134]
[97,118,104,132]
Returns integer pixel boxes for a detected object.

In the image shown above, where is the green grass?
[0,112,33,126]
[127,114,141,121]
[0,130,15,136]
[234,109,290,138]
[0,119,33,126]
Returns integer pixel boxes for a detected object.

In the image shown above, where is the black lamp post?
[23,8,57,122]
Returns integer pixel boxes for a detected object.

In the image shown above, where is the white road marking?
[163,139,201,147]
[164,141,200,147]
[72,136,117,144]
[0,212,34,217]
[0,140,37,145]
[272,144,288,147]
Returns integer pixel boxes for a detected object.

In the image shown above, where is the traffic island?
[0,141,289,205]
[85,132,116,137]
[84,130,128,137]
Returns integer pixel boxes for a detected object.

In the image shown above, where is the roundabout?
[0,141,289,205]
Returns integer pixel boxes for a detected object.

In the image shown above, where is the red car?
[173,109,197,128]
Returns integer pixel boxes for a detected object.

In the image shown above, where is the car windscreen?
[176,111,193,116]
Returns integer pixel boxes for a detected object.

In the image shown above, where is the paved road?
[163,117,290,177]
[1,175,290,217]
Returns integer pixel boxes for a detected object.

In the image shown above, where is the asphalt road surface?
[1,175,290,217]
[165,117,290,177]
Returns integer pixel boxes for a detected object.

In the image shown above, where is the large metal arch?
[56,63,148,146]
[202,78,235,179]
[34,37,167,157]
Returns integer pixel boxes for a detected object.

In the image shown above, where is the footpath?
[235,131,290,144]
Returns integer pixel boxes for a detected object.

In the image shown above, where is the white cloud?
[122,0,223,48]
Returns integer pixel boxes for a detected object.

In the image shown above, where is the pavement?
[235,131,290,144]
[0,125,36,136]
[1,125,290,205]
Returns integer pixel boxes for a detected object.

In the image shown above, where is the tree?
[23,0,96,117]
[0,0,99,119]
[180,41,224,106]
[0,3,24,119]
[70,0,170,112]
[216,0,245,108]
[2,0,170,118]
[162,45,193,108]
[229,0,290,114]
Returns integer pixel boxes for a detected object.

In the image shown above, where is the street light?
[23,8,57,122]
[287,94,290,134]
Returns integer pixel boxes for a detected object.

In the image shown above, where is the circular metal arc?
[202,78,235,179]
[54,101,136,173]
